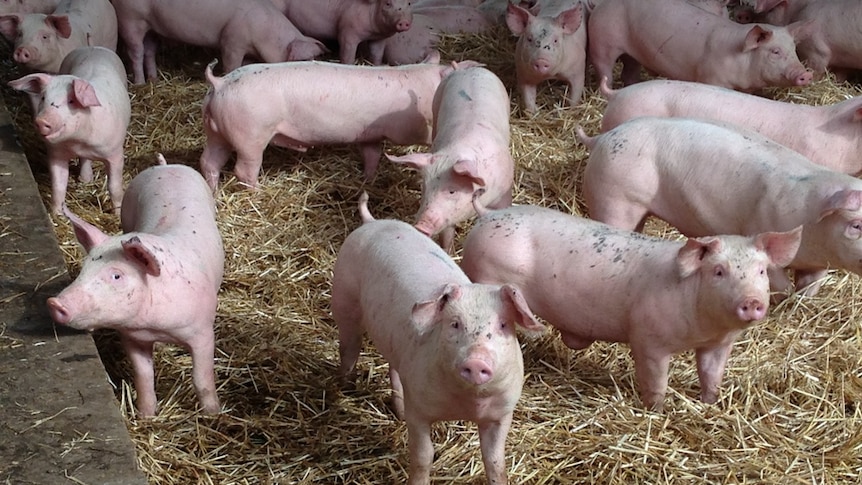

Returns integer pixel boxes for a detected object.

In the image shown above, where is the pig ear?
[754,0,786,13]
[412,283,462,327]
[505,3,531,36]
[71,78,101,108]
[453,159,486,187]
[499,284,544,333]
[754,226,802,268]
[556,4,584,35]
[8,73,52,94]
[63,205,110,253]
[852,106,862,123]
[0,14,21,42]
[818,190,862,221]
[421,50,441,65]
[743,25,773,52]
[786,19,817,42]
[121,236,162,277]
[676,237,722,279]
[386,152,434,170]
[46,15,71,39]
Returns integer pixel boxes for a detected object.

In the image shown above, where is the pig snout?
[459,353,494,385]
[396,17,412,32]
[34,115,59,139]
[736,297,767,322]
[47,297,73,325]
[13,46,33,64]
[532,58,553,75]
[794,69,814,86]
[414,215,442,238]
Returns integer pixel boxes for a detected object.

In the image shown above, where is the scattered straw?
[1,25,861,484]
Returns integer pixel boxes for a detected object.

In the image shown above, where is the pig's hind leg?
[188,331,220,414]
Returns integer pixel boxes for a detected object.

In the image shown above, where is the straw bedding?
[2,26,861,484]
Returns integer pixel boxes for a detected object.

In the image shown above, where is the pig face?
[8,73,102,143]
[507,3,583,77]
[375,0,413,33]
[412,283,543,387]
[745,22,814,87]
[813,190,862,272]
[677,230,801,325]
[0,13,71,69]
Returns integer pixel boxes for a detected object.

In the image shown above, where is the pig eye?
[111,272,122,281]
[450,319,460,329]
[713,265,724,277]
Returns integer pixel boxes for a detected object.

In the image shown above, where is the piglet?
[0,0,61,14]
[506,0,587,113]
[200,58,480,190]
[46,161,225,417]
[332,193,543,484]
[580,117,862,297]
[0,0,117,73]
[270,0,413,65]
[461,203,801,410]
[9,46,130,216]
[599,78,862,176]
[587,0,814,90]
[386,66,514,252]
[113,0,326,84]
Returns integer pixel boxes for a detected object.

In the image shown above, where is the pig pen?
[2,28,861,484]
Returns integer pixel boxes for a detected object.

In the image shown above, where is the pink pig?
[461,203,801,410]
[47,161,225,417]
[8,46,130,216]
[200,58,479,191]
[381,6,491,65]
[269,0,413,65]
[386,66,514,252]
[600,78,862,176]
[587,0,814,90]
[748,0,862,80]
[112,0,326,85]
[0,0,61,15]
[0,0,117,73]
[332,193,544,484]
[580,117,862,298]
[506,0,587,113]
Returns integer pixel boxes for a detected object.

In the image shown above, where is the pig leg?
[338,33,363,65]
[558,329,593,350]
[439,227,456,255]
[359,142,384,181]
[143,33,159,82]
[122,336,157,417]
[768,266,795,303]
[564,71,586,108]
[694,333,739,404]
[630,345,672,411]
[233,144,268,189]
[200,135,234,191]
[795,268,828,297]
[389,367,406,420]
[189,336,220,414]
[105,154,124,216]
[119,21,150,84]
[588,44,623,89]
[78,158,93,183]
[366,39,386,66]
[406,414,435,485]
[584,193,648,232]
[219,45,245,74]
[478,414,513,484]
[517,81,539,114]
[47,155,71,215]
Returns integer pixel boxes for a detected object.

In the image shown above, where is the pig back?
[432,66,510,147]
[60,46,130,118]
[120,165,222,278]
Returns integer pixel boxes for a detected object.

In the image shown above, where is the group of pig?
[7,0,862,482]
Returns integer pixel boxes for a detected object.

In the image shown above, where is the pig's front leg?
[695,334,738,405]
[366,39,386,65]
[143,33,159,82]
[630,345,672,412]
[406,414,435,485]
[389,367,405,420]
[517,80,538,114]
[478,414,513,485]
[78,158,94,183]
[189,335,220,414]
[122,336,157,417]
[47,154,71,215]
[795,268,828,297]
[105,154,125,216]
[338,33,362,65]
[564,71,586,108]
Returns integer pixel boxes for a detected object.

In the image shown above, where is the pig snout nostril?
[397,20,411,31]
[47,297,70,325]
[737,298,766,321]
[14,48,30,63]
[796,71,813,86]
[460,360,493,385]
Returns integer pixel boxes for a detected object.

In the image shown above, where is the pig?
[386,66,514,253]
[746,0,862,80]
[332,192,544,484]
[8,46,130,216]
[599,78,862,176]
[269,0,413,65]
[199,58,481,191]
[46,161,225,417]
[460,203,802,410]
[381,6,491,65]
[0,0,61,15]
[112,0,326,85]
[687,0,730,15]
[506,0,587,113]
[579,117,862,298]
[414,0,483,8]
[587,0,814,90]
[0,0,117,73]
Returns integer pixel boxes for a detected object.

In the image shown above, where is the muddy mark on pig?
[458,90,473,101]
